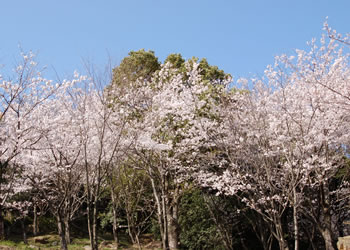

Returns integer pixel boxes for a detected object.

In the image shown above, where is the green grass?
[0,233,161,249]
[0,239,37,249]
[0,234,109,249]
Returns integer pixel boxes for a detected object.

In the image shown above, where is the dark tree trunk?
[293,187,299,250]
[87,203,94,249]
[33,204,39,236]
[64,216,71,244]
[274,217,289,250]
[320,183,335,250]
[92,198,99,250]
[56,214,68,250]
[87,201,98,250]
[85,163,98,250]
[110,192,119,248]
[112,205,119,247]
[162,186,168,250]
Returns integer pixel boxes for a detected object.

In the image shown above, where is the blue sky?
[1,0,349,81]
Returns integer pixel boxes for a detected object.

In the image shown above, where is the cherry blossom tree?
[197,28,350,250]
[0,52,60,239]
[19,74,88,249]
[261,32,350,250]
[118,60,230,250]
[73,70,136,250]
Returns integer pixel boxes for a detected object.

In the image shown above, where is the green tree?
[164,53,231,84]
[107,50,231,250]
[111,49,161,88]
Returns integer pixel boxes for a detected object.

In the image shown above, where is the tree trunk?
[56,214,68,250]
[150,176,166,249]
[86,200,99,250]
[293,187,299,250]
[256,226,272,250]
[110,192,119,248]
[165,186,180,250]
[87,202,94,249]
[85,174,98,249]
[86,199,99,250]
[275,218,289,250]
[92,198,99,250]
[112,205,119,247]
[321,229,334,250]
[135,234,141,250]
[64,216,71,244]
[126,213,136,244]
[277,238,289,250]
[20,218,27,244]
[321,204,335,250]
[33,204,39,236]
[320,183,335,250]
[167,210,179,250]
[251,217,272,250]
[162,193,168,249]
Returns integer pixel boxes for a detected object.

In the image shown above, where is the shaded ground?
[0,233,162,249]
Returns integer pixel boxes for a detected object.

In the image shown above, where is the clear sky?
[1,0,349,81]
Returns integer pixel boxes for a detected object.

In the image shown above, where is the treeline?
[1,27,350,250]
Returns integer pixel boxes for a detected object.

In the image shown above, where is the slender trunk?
[64,216,70,244]
[263,236,273,250]
[293,186,299,250]
[162,177,169,249]
[110,191,119,248]
[135,234,141,250]
[87,201,94,250]
[56,214,68,250]
[252,217,272,250]
[92,197,99,250]
[112,208,119,247]
[254,222,272,250]
[275,217,289,250]
[277,237,289,250]
[33,204,38,236]
[150,176,166,249]
[127,213,135,244]
[20,218,27,244]
[85,162,97,250]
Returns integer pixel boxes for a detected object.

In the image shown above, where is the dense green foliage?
[178,188,224,250]
[111,49,161,87]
